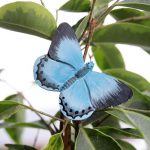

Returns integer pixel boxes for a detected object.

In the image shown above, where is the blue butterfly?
[33,23,132,120]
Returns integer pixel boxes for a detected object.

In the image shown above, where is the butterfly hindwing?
[33,55,75,91]
[84,72,133,109]
[59,79,95,120]
[48,23,84,70]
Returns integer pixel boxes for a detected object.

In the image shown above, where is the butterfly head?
[86,61,94,70]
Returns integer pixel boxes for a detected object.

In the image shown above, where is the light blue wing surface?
[84,72,133,109]
[33,55,75,91]
[59,79,95,120]
[48,23,84,70]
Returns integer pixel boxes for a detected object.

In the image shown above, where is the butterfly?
[33,23,133,120]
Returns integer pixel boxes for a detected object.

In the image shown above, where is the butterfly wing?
[33,55,75,91]
[59,79,95,120]
[84,72,133,109]
[48,23,84,70]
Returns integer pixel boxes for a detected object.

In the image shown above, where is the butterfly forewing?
[48,23,84,70]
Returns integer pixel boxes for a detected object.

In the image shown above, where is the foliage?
[0,0,150,150]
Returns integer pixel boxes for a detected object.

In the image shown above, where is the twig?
[83,18,96,61]
[23,104,65,122]
[79,0,96,42]
[40,0,45,7]
[83,0,97,61]
[97,0,120,25]
[33,129,40,147]
[118,15,150,23]
[56,10,59,24]
[20,93,56,134]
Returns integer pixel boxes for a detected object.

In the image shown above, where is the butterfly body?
[34,23,133,120]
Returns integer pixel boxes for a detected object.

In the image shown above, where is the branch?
[83,0,97,61]
[20,93,56,135]
[79,0,96,42]
[118,15,150,23]
[40,0,45,7]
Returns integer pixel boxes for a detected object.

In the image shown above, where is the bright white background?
[0,0,149,149]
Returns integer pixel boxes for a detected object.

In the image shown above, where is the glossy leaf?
[44,133,64,150]
[93,23,150,47]
[4,94,25,143]
[117,140,136,150]
[104,69,150,92]
[92,44,125,71]
[93,0,111,18]
[106,108,150,148]
[125,110,150,148]
[0,101,23,120]
[111,8,150,27]
[97,126,142,139]
[59,0,90,12]
[75,15,89,39]
[5,144,37,150]
[117,0,150,11]
[0,2,56,39]
[75,128,121,150]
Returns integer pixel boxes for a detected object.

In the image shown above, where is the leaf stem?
[118,15,150,23]
[40,0,45,7]
[23,104,65,122]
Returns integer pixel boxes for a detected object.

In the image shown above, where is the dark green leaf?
[111,8,150,27]
[0,2,56,39]
[4,94,25,143]
[75,15,89,39]
[0,101,23,120]
[59,0,90,12]
[5,144,37,150]
[104,69,150,92]
[44,133,64,150]
[93,0,111,18]
[92,44,125,71]
[117,140,136,150]
[97,126,142,139]
[75,128,121,150]
[117,0,150,11]
[93,23,150,47]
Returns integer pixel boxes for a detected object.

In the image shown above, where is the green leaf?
[104,69,150,92]
[111,8,150,27]
[117,0,150,12]
[106,108,150,148]
[0,2,56,39]
[75,15,89,39]
[44,133,64,150]
[92,44,125,71]
[0,101,23,120]
[59,0,90,12]
[5,144,37,150]
[93,23,150,47]
[75,128,121,150]
[4,94,25,143]
[116,140,136,150]
[97,126,142,139]
[93,0,111,18]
